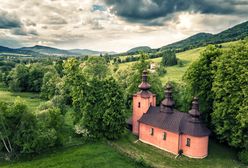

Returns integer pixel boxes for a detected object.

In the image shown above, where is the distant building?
[149,62,156,73]
[131,70,211,159]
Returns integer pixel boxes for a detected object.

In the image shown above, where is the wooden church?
[132,70,211,158]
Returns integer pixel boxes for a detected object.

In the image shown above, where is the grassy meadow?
[0,83,44,111]
[1,132,245,168]
[117,47,203,84]
[1,142,145,168]
[117,41,238,84]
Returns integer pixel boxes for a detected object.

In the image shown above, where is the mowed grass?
[1,142,144,168]
[111,132,245,168]
[0,83,44,111]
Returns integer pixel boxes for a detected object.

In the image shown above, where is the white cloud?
[0,0,247,52]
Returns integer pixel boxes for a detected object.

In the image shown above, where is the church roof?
[138,106,211,137]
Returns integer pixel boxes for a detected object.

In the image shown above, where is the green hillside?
[20,45,74,56]
[118,41,238,84]
[127,46,152,53]
[160,21,248,52]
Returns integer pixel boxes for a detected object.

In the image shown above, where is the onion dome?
[138,70,151,91]
[189,97,200,118]
[160,83,174,113]
[180,96,211,136]
[188,97,201,123]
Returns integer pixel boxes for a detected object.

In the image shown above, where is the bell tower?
[132,70,156,135]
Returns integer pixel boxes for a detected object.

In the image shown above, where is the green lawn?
[117,41,239,85]
[0,83,45,111]
[1,142,146,168]
[1,132,244,168]
[111,132,245,168]
[117,47,204,84]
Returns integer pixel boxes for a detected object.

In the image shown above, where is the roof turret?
[160,83,174,113]
[138,70,151,91]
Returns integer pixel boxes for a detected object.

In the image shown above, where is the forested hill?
[127,46,152,53]
[0,45,44,56]
[0,45,116,57]
[160,20,248,52]
[20,45,74,56]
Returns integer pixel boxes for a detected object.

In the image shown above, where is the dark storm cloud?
[104,0,248,25]
[11,27,38,36]
[0,9,22,29]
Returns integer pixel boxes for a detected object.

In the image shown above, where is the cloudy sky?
[0,0,247,52]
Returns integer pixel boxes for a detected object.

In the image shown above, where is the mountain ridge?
[0,20,247,56]
[160,20,248,51]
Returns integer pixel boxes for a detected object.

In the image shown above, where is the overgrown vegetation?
[184,39,248,164]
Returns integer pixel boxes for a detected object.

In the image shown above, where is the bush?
[157,64,167,76]
[177,59,184,67]
[161,50,177,66]
[239,150,248,165]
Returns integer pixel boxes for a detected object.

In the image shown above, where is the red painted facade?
[132,92,156,135]
[139,123,179,155]
[138,122,209,158]
[181,134,209,158]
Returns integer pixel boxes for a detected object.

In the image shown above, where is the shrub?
[161,50,177,66]
[239,150,248,165]
[157,64,167,76]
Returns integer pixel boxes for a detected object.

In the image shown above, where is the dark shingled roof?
[138,106,211,137]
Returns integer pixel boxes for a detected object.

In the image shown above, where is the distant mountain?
[69,49,116,56]
[19,45,116,56]
[127,46,152,53]
[160,20,248,51]
[0,45,44,56]
[69,49,100,55]
[20,45,75,56]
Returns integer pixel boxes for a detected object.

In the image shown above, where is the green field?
[1,142,145,168]
[0,83,44,111]
[1,133,245,168]
[117,41,238,84]
[117,47,203,84]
